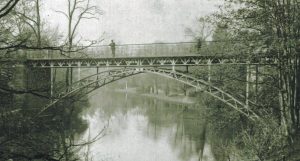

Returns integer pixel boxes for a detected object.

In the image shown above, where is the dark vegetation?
[194,1,300,160]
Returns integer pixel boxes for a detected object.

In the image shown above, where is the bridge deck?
[8,42,276,68]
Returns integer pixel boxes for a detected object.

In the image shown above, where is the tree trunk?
[295,56,300,129]
[36,0,41,47]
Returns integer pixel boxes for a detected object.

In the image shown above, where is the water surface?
[79,90,215,161]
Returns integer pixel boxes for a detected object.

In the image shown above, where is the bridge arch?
[39,68,260,121]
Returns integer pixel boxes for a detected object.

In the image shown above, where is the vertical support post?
[70,68,73,84]
[208,59,211,83]
[255,64,258,103]
[186,65,189,73]
[50,67,54,98]
[125,81,128,91]
[77,68,81,81]
[246,61,250,108]
[77,62,81,81]
[171,59,176,73]
[97,67,99,81]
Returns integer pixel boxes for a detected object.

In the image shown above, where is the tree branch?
[0,0,20,19]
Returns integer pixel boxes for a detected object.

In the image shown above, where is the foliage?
[191,0,300,160]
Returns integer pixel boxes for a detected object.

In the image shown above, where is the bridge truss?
[28,55,277,68]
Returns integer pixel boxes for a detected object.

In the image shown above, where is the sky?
[42,0,223,45]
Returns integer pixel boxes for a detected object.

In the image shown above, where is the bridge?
[19,42,276,121]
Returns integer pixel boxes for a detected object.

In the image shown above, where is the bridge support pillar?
[186,66,189,73]
[246,61,250,108]
[97,67,99,81]
[255,65,258,103]
[77,62,81,81]
[172,65,175,72]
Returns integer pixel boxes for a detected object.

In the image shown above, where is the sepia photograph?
[0,0,299,160]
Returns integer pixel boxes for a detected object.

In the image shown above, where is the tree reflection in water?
[0,71,92,160]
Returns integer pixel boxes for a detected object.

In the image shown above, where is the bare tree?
[56,0,102,51]
[185,16,214,41]
[56,0,102,86]
[13,0,42,47]
[0,0,20,19]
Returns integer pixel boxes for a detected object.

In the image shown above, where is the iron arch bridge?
[19,42,275,121]
[38,67,261,121]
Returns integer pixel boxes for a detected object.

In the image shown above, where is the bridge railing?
[84,42,199,58]
[22,42,200,59]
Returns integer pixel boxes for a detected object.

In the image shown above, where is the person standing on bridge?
[109,40,116,58]
[196,38,202,53]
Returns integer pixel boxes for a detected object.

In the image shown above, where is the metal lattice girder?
[37,68,141,115]
[27,55,277,68]
[37,67,260,121]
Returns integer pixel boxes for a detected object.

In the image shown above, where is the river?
[77,89,216,161]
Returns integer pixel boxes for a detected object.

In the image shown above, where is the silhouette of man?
[196,38,202,53]
[109,40,116,58]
